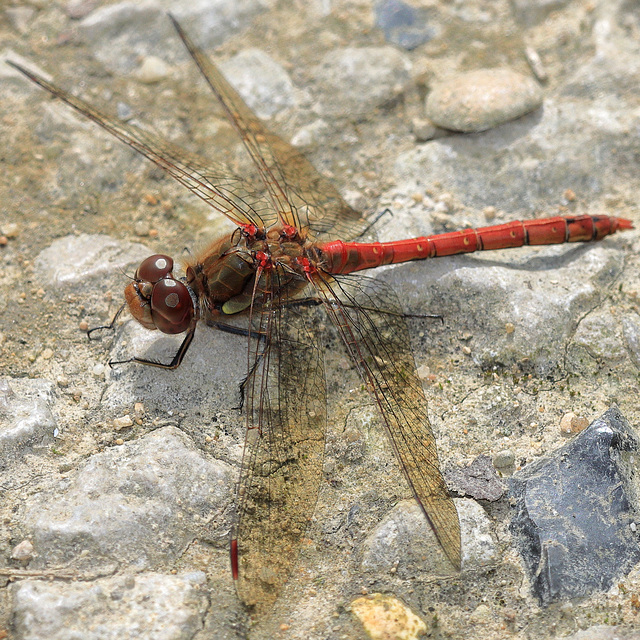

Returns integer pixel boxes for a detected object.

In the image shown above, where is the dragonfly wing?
[232,277,326,612]
[170,16,371,242]
[7,61,274,229]
[312,272,461,569]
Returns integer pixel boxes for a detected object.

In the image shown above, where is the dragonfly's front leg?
[109,323,197,369]
[86,303,127,341]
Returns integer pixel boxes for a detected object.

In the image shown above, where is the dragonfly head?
[125,254,195,334]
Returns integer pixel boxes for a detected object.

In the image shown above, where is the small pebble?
[351,593,427,639]
[11,540,34,563]
[470,603,491,623]
[559,412,589,436]
[79,320,89,332]
[483,206,497,220]
[493,450,515,469]
[133,402,145,423]
[113,415,134,430]
[505,322,515,334]
[142,193,158,206]
[411,117,438,142]
[525,46,548,82]
[134,220,151,237]
[375,0,436,50]
[437,192,454,210]
[92,363,105,378]
[117,102,133,121]
[2,222,19,238]
[426,68,543,133]
[135,56,169,84]
[41,348,54,360]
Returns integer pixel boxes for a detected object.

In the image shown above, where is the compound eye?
[136,254,174,283]
[150,278,194,334]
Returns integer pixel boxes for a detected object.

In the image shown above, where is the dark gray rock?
[444,454,506,501]
[510,408,640,606]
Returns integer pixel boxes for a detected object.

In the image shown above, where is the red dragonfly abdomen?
[319,214,633,275]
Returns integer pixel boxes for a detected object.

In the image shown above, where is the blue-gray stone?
[510,408,640,606]
[375,0,437,50]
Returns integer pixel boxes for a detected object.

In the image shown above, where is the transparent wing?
[311,271,461,568]
[232,271,326,612]
[7,61,274,229]
[170,16,371,242]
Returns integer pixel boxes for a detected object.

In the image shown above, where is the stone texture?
[11,572,208,640]
[0,379,55,470]
[24,427,234,570]
[510,408,640,605]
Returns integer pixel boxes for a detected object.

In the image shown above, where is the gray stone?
[24,426,234,569]
[221,49,295,119]
[444,454,505,501]
[361,498,496,575]
[375,0,438,50]
[426,69,543,133]
[11,572,208,640]
[389,245,626,377]
[34,235,150,288]
[312,47,411,116]
[78,0,272,74]
[0,379,56,470]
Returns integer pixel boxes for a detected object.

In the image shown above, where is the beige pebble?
[560,412,589,436]
[351,593,428,640]
[113,415,134,430]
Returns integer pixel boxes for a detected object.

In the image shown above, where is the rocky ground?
[1,0,640,639]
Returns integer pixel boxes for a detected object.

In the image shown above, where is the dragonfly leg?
[356,207,393,238]
[109,324,196,369]
[205,319,266,341]
[281,295,443,323]
[87,303,126,340]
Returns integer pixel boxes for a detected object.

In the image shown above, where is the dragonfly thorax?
[186,226,314,317]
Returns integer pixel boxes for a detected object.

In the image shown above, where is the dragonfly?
[9,16,632,613]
